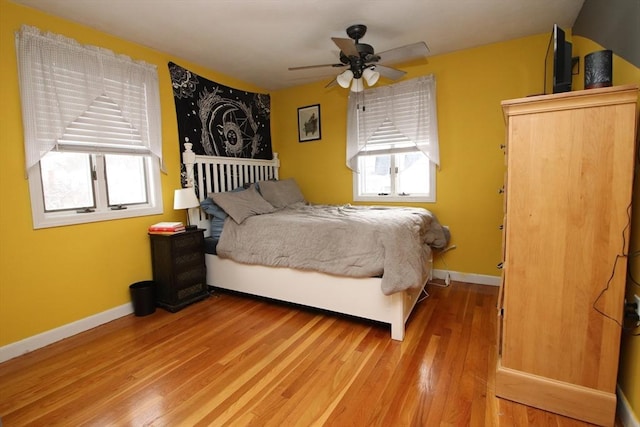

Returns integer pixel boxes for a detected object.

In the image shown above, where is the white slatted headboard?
[182,143,280,233]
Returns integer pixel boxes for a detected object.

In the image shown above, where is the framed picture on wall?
[297,104,321,142]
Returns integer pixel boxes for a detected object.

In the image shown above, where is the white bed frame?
[182,144,430,340]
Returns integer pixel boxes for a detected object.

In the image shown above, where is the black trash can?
[129,281,156,316]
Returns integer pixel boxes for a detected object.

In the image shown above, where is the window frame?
[352,151,436,203]
[28,153,162,229]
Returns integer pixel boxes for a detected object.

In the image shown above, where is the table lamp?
[173,188,200,229]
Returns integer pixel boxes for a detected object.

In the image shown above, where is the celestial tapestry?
[168,62,272,160]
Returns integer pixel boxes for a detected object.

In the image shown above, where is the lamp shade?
[173,188,199,210]
[363,67,380,86]
[337,69,354,88]
[350,78,364,92]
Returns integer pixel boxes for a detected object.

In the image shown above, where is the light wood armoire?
[496,85,638,426]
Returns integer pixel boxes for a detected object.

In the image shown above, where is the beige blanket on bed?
[216,203,450,295]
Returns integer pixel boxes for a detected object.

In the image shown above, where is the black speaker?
[584,50,612,89]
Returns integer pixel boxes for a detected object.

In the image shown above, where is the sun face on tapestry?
[168,62,273,161]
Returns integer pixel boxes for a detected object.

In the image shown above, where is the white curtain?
[346,74,439,171]
[15,25,163,174]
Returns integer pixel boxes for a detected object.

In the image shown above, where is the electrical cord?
[417,287,430,303]
[627,250,640,287]
[593,135,640,334]
[421,246,456,302]
[427,245,455,288]
[592,202,639,335]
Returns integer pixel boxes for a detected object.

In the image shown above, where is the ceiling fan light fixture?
[363,67,380,86]
[289,24,426,91]
[337,69,354,88]
[350,78,364,92]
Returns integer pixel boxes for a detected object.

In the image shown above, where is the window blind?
[15,25,162,173]
[57,93,148,155]
[346,75,439,171]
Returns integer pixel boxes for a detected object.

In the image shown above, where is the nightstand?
[149,228,208,312]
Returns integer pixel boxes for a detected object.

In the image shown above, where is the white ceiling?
[11,0,585,91]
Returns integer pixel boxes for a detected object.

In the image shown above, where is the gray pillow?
[201,186,245,220]
[258,178,306,209]
[210,185,275,224]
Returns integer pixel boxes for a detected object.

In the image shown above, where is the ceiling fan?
[288,24,429,92]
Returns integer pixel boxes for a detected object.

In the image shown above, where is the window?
[346,75,439,202]
[16,25,163,228]
[38,152,154,210]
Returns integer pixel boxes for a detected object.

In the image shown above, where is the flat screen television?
[544,24,572,94]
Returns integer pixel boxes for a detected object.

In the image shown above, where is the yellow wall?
[571,36,640,419]
[0,0,266,346]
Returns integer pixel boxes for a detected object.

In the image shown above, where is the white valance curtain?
[15,25,163,174]
[346,74,439,171]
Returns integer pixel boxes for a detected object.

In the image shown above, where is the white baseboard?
[0,303,133,364]
[618,384,640,427]
[432,269,501,286]
[0,269,499,364]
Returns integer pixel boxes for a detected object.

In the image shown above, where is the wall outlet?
[635,294,640,319]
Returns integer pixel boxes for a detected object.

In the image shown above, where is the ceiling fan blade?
[325,78,338,88]
[377,42,429,65]
[375,65,406,80]
[331,37,359,57]
[288,63,344,71]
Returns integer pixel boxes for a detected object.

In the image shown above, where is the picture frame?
[297,104,321,142]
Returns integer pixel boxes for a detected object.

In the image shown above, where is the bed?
[182,143,449,340]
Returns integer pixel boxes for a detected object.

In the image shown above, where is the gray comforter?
[216,203,450,295]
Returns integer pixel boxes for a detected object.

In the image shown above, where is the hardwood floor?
[0,281,618,426]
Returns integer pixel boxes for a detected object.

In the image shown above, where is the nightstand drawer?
[175,251,205,268]
[173,232,203,251]
[176,265,206,284]
[176,281,206,301]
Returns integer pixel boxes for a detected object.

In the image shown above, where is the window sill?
[353,195,435,203]
[32,204,163,229]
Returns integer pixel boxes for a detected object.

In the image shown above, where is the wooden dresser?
[496,85,638,426]
[149,229,208,312]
